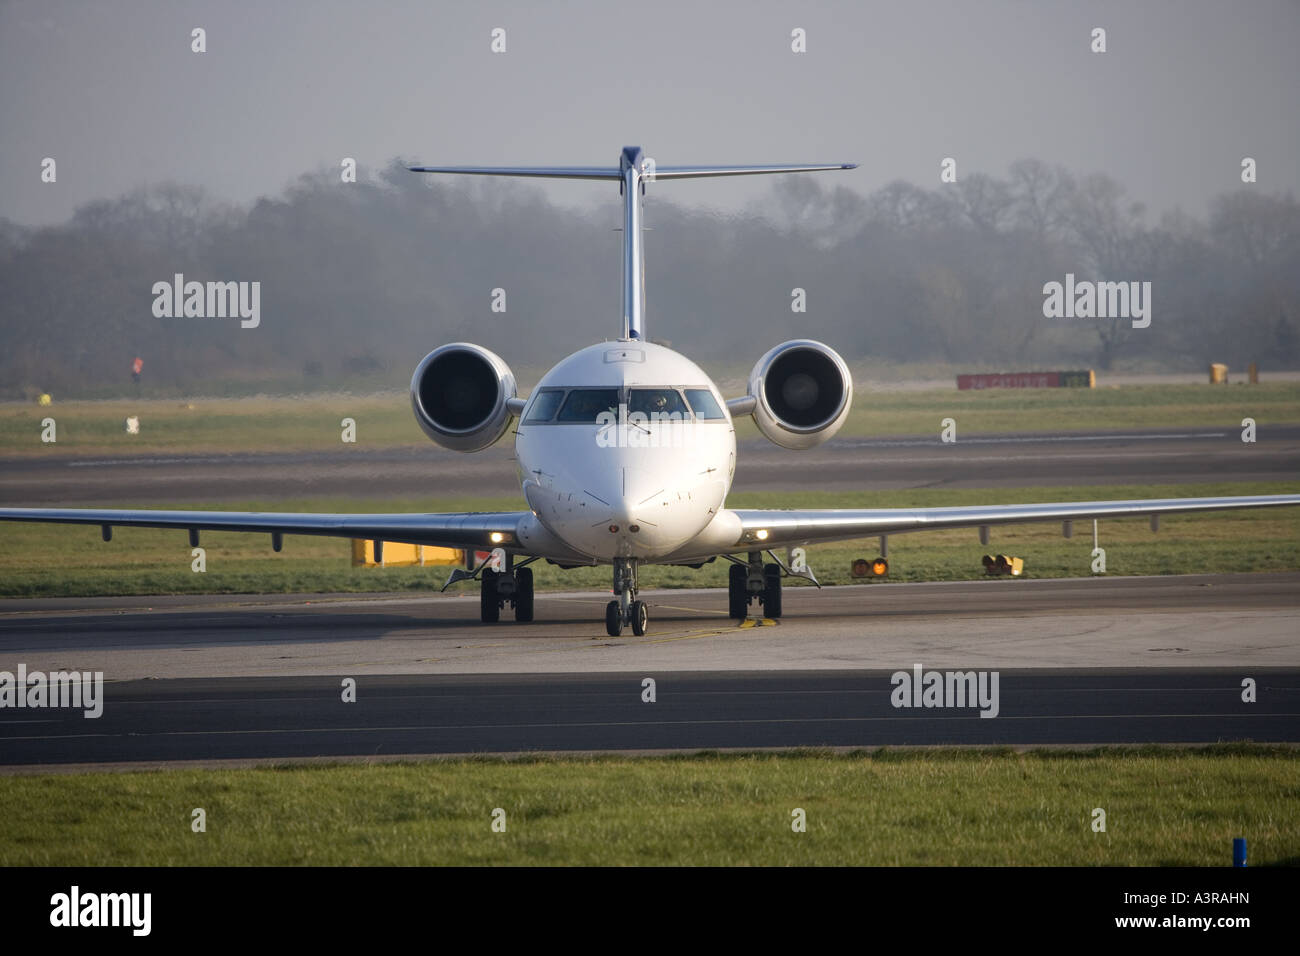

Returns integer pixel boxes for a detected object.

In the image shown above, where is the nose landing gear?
[605,557,648,636]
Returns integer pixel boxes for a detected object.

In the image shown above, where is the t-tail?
[408,147,857,341]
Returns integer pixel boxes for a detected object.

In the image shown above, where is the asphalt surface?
[1,424,1295,766]
[0,574,1296,767]
[2,573,1297,677]
[0,669,1295,768]
[2,425,1296,503]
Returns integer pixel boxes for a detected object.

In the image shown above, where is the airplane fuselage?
[513,340,736,563]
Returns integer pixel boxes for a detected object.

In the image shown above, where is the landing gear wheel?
[480,568,500,623]
[728,564,748,620]
[762,563,782,619]
[514,567,534,622]
[630,599,648,636]
[605,600,623,637]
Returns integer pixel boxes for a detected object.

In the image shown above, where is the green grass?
[1,393,425,456]
[6,382,1298,456]
[0,482,1295,599]
[1,747,1296,865]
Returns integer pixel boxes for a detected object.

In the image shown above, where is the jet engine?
[747,339,852,450]
[410,343,517,452]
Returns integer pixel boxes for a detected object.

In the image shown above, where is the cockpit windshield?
[684,389,726,420]
[530,386,721,424]
[523,389,565,422]
[556,388,620,423]
[627,388,688,418]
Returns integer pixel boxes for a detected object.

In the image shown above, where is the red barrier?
[957,370,1094,390]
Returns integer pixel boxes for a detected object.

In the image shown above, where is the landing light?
[755,529,769,541]
[489,532,505,544]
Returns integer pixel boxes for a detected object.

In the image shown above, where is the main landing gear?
[605,556,648,637]
[727,550,783,621]
[478,555,535,623]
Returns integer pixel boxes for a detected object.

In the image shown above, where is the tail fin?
[408,146,856,341]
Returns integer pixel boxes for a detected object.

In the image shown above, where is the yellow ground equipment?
[351,540,464,568]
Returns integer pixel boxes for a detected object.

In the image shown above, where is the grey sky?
[2,0,1297,226]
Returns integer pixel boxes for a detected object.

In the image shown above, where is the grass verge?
[1,746,1295,866]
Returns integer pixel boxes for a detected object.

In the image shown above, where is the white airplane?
[3,146,1298,637]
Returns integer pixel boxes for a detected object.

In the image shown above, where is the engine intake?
[747,339,852,450]
[410,343,517,452]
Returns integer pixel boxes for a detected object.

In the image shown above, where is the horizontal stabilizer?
[648,163,857,180]
[407,163,857,181]
[407,165,621,180]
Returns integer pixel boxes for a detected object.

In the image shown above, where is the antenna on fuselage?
[408,149,857,343]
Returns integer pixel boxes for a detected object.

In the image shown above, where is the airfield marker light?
[1233,838,1247,867]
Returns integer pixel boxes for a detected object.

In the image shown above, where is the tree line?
[1,158,1296,396]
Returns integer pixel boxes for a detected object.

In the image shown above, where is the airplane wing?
[730,494,1300,549]
[0,508,530,551]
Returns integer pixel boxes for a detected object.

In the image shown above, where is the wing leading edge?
[0,508,530,551]
[730,494,1300,549]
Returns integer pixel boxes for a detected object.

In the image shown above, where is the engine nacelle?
[410,343,517,452]
[747,339,852,450]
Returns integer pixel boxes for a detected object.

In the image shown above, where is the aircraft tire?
[762,563,782,618]
[480,569,500,623]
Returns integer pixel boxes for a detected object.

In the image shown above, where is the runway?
[3,425,1296,503]
[0,669,1295,768]
[0,574,1296,767]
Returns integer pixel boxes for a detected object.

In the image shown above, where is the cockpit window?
[556,388,621,423]
[685,388,727,420]
[523,389,565,422]
[627,388,688,418]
